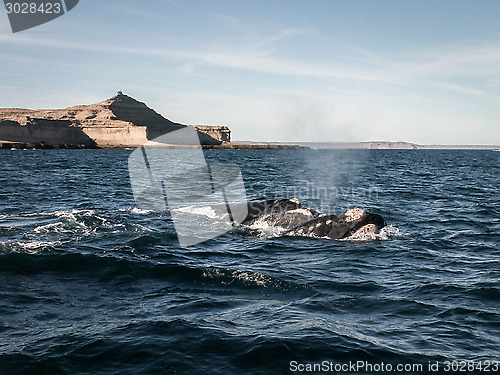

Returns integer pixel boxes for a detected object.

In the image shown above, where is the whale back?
[242,198,321,226]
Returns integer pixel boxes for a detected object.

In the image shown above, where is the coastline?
[1,140,498,150]
[253,141,500,150]
[0,141,307,150]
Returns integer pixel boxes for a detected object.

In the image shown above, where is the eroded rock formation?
[0,92,231,148]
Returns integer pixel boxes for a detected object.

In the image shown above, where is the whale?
[242,198,322,229]
[284,208,386,239]
[240,198,386,239]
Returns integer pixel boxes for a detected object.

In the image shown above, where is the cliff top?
[0,91,183,129]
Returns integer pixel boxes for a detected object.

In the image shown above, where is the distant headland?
[247,141,500,150]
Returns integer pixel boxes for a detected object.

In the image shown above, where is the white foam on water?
[53,209,95,219]
[129,223,155,233]
[22,241,60,250]
[342,225,410,242]
[33,222,65,234]
[174,205,225,220]
[0,240,63,254]
[119,207,153,215]
[36,209,95,217]
[379,225,410,239]
[31,209,113,236]
[247,219,287,238]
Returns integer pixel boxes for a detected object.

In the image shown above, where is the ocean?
[0,149,498,374]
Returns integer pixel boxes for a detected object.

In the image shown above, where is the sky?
[1,0,500,144]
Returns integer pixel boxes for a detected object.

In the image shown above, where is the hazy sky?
[1,0,500,144]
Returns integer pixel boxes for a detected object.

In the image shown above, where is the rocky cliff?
[0,92,231,148]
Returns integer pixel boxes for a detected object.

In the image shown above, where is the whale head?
[285,208,386,239]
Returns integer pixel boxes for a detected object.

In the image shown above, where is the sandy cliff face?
[0,92,230,147]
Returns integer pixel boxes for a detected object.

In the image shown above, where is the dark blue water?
[0,149,499,374]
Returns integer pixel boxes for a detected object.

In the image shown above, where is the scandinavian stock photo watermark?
[128,127,248,248]
[3,0,79,33]
[289,359,500,373]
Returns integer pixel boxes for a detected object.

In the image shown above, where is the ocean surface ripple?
[0,149,499,374]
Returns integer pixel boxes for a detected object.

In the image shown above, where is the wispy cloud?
[211,13,243,27]
[2,31,500,95]
[0,33,399,83]
[0,52,88,69]
[195,50,397,83]
[400,42,500,78]
[433,82,485,96]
